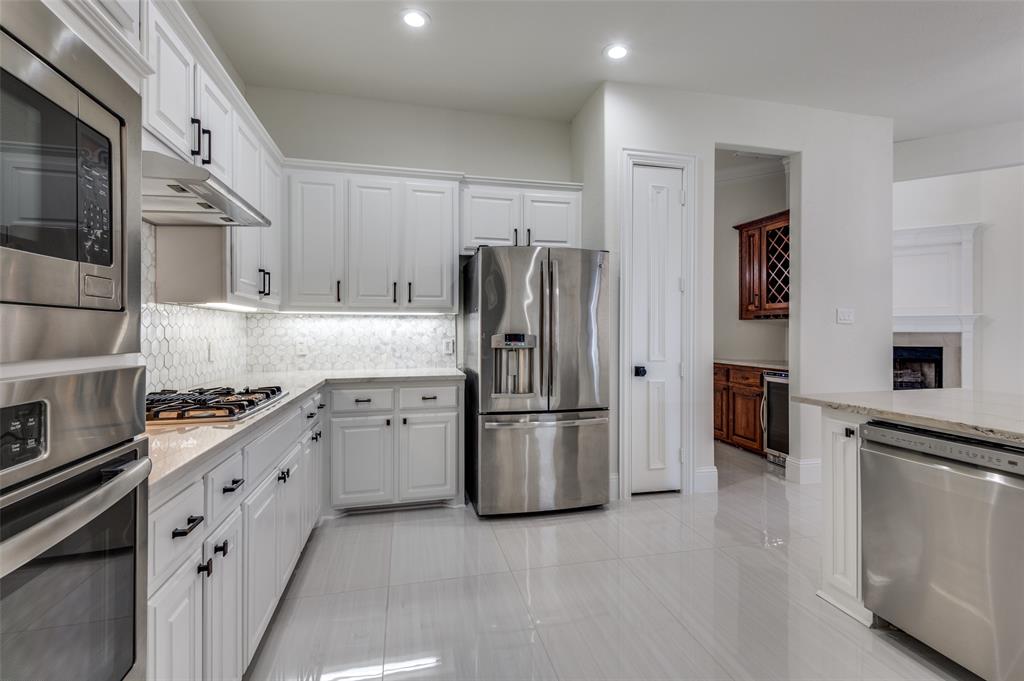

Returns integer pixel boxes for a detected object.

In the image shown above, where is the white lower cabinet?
[203,510,244,681]
[277,444,304,584]
[242,468,281,665]
[399,411,458,502]
[330,415,394,507]
[148,548,203,681]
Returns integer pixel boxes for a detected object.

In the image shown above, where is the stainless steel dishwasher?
[860,422,1024,681]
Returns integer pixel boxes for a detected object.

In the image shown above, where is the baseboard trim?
[816,589,874,627]
[786,457,822,484]
[694,466,718,493]
[608,474,620,501]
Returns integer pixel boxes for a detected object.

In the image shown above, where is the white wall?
[570,86,605,248]
[246,86,573,181]
[894,165,1024,393]
[894,120,1024,181]
[582,82,893,488]
[713,158,789,362]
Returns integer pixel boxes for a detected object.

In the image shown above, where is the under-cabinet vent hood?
[141,151,269,227]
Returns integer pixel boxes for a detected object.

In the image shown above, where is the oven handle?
[0,457,151,578]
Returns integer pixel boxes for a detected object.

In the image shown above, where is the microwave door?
[548,249,610,412]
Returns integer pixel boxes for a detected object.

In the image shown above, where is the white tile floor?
[247,444,980,681]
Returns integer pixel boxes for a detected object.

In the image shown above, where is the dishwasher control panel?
[862,422,1024,476]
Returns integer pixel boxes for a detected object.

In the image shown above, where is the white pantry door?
[630,165,683,493]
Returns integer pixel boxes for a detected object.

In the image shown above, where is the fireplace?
[893,346,943,390]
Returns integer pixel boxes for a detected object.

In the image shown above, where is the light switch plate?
[836,307,855,325]
[442,338,456,355]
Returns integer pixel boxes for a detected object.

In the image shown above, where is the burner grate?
[145,385,285,423]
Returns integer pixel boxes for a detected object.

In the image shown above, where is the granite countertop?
[793,389,1024,445]
[715,358,789,371]
[145,368,465,499]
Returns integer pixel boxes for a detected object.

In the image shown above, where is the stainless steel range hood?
[141,151,269,227]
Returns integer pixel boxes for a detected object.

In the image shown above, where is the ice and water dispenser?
[491,333,536,396]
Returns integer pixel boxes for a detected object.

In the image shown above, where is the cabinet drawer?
[713,365,728,383]
[244,407,302,482]
[205,451,245,523]
[399,385,458,410]
[332,388,394,413]
[149,480,206,592]
[728,367,763,387]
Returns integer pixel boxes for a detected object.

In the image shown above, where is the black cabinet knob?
[197,558,214,577]
[214,540,229,557]
[845,427,856,438]
[634,366,647,377]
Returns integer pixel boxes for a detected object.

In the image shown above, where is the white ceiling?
[187,1,1024,141]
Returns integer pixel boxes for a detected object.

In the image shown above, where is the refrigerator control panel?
[491,333,536,349]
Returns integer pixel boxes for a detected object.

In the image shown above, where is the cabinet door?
[761,220,790,315]
[713,382,729,441]
[398,411,458,502]
[231,224,263,304]
[242,470,280,664]
[347,177,400,308]
[523,191,580,247]
[403,181,455,310]
[232,116,262,207]
[277,445,303,585]
[203,510,244,681]
[330,416,394,507]
[461,186,522,252]
[821,417,866,616]
[145,6,196,160]
[738,226,762,320]
[148,548,203,681]
[289,172,345,307]
[728,385,764,452]
[196,67,233,185]
[259,155,283,306]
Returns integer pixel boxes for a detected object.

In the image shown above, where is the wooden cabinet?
[330,415,395,507]
[145,4,196,160]
[398,411,459,502]
[203,510,244,681]
[713,364,767,454]
[148,548,203,681]
[288,171,347,307]
[461,183,581,253]
[713,380,728,440]
[735,210,790,319]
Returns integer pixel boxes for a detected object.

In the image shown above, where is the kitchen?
[1,2,1022,681]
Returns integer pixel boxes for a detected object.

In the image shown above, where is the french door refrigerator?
[463,247,610,515]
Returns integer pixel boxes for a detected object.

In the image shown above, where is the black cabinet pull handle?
[201,129,212,165]
[316,430,322,438]
[845,427,856,438]
[197,558,214,577]
[514,228,518,246]
[285,468,291,479]
[421,395,438,401]
[408,282,412,303]
[317,403,325,410]
[336,280,341,302]
[277,470,288,482]
[258,268,266,296]
[386,418,391,426]
[527,228,531,246]
[307,412,315,419]
[190,118,201,156]
[214,540,229,557]
[172,515,204,539]
[354,398,372,404]
[264,270,271,297]
[392,282,397,304]
[222,478,244,494]
[402,417,407,425]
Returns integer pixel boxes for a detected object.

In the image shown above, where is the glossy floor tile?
[248,443,980,681]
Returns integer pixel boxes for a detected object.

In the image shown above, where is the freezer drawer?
[471,411,609,515]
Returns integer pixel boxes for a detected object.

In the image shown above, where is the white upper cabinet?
[232,117,262,208]
[289,171,346,307]
[523,191,580,247]
[403,182,456,310]
[196,66,234,185]
[260,154,284,307]
[145,5,196,160]
[461,183,582,253]
[461,186,522,250]
[347,177,401,309]
[227,120,263,307]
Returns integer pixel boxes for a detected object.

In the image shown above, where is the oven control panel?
[1,401,47,471]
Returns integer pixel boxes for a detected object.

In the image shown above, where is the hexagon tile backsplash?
[140,223,457,392]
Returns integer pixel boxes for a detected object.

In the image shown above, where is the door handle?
[393,282,397,304]
[258,268,266,296]
[201,129,212,165]
[336,280,341,303]
[190,118,201,156]
[527,228,531,246]
[264,270,271,297]
[634,366,647,377]
[408,281,412,303]
[214,540,229,557]
[760,395,767,434]
[197,558,214,578]
[222,478,244,494]
[514,228,518,246]
[172,514,204,539]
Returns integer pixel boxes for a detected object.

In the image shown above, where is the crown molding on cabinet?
[462,175,583,191]
[284,157,464,182]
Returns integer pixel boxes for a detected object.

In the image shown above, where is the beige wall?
[894,165,1024,393]
[246,86,573,180]
[713,160,789,362]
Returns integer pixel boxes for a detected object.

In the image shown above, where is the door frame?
[618,149,698,500]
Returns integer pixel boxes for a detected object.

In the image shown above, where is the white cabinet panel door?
[461,186,522,251]
[523,191,580,247]
[398,411,458,502]
[145,7,196,160]
[403,182,455,310]
[231,225,263,304]
[196,67,233,185]
[347,177,400,309]
[331,416,394,507]
[148,548,203,681]
[260,155,283,306]
[289,172,345,307]
[277,445,304,585]
[232,117,261,208]
[203,510,244,681]
[242,470,280,664]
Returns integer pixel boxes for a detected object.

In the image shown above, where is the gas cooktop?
[145,385,287,423]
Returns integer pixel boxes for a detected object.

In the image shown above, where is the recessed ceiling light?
[604,44,629,60]
[402,9,430,28]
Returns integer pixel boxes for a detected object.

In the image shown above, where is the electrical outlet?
[442,338,456,355]
[295,341,309,357]
[836,307,856,325]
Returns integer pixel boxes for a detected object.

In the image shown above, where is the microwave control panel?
[1,401,47,471]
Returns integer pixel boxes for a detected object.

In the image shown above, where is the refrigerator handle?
[548,258,558,399]
[539,266,546,397]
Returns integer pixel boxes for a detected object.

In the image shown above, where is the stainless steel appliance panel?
[762,371,789,465]
[1,366,145,491]
[862,432,1024,681]
[472,247,547,414]
[474,411,609,515]
[547,248,609,412]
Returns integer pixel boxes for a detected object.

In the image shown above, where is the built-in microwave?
[1,29,123,311]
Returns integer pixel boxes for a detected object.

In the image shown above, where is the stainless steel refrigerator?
[462,247,610,515]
